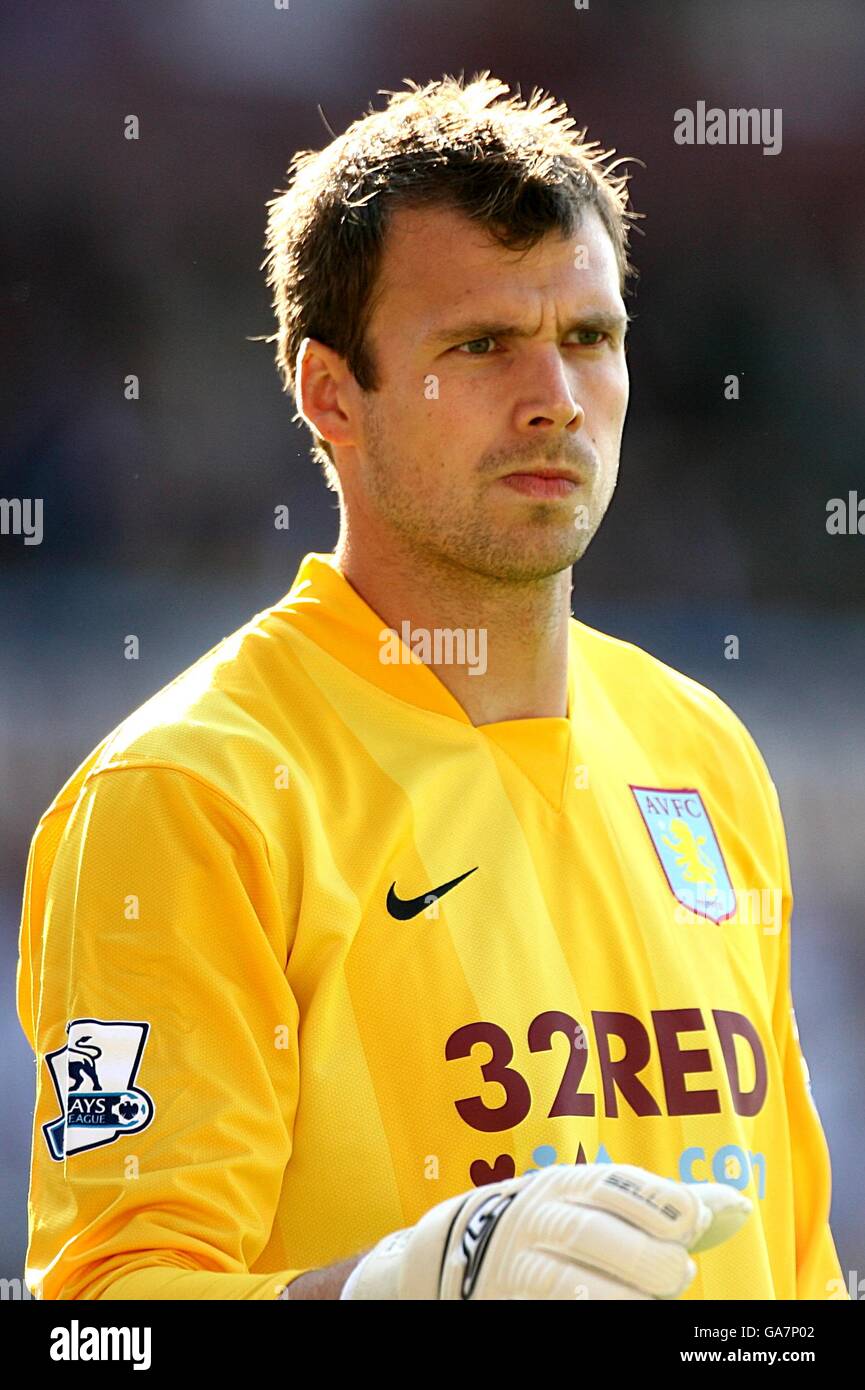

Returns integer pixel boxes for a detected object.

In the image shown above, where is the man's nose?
[511,349,584,434]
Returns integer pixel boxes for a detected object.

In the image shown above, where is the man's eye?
[455,330,609,353]
[455,336,496,355]
[570,329,607,346]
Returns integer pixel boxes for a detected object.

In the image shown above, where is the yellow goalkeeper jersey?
[17,551,846,1300]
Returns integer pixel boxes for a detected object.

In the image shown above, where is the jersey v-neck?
[276,552,577,810]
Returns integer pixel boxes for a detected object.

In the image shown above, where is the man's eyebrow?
[425,309,631,346]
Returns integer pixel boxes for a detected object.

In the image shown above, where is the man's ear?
[295,337,357,450]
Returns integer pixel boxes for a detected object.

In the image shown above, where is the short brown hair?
[262,72,640,485]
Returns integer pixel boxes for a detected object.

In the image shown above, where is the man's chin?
[509,523,602,574]
[460,537,599,584]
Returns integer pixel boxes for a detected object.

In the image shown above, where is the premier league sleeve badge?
[42,1019,155,1160]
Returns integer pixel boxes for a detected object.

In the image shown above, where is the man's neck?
[334,537,573,727]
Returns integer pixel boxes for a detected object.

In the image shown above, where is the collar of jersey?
[275,551,576,809]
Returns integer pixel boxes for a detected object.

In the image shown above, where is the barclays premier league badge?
[630,786,737,923]
[42,1019,155,1160]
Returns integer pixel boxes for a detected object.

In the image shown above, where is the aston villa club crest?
[42,1019,155,1160]
[630,786,737,923]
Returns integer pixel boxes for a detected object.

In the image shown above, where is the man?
[18,74,845,1300]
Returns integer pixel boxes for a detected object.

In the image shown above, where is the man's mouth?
[498,467,583,498]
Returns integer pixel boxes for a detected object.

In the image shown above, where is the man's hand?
[340,1162,752,1300]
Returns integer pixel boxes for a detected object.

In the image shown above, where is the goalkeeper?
[18,73,846,1301]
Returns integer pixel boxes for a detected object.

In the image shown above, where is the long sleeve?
[18,761,309,1300]
[763,774,848,1300]
[775,987,848,1300]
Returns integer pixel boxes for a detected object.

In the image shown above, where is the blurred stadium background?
[2,0,863,1291]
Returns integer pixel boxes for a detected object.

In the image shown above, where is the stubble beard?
[359,395,616,585]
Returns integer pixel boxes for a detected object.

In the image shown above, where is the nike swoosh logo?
[386,866,478,920]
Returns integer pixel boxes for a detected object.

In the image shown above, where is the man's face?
[344,201,630,582]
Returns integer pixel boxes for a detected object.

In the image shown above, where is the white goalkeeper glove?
[340,1161,752,1300]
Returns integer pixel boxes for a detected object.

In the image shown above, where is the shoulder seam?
[83,759,275,872]
[572,618,737,713]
